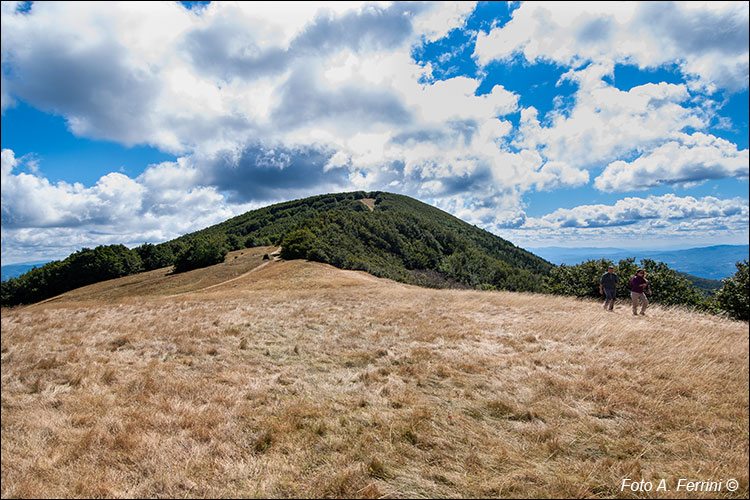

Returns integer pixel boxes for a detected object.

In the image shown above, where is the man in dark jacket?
[599,265,619,311]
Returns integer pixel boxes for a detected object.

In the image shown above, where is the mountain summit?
[171,191,552,292]
[1,192,553,306]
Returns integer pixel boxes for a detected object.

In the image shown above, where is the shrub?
[716,260,749,321]
[135,243,175,271]
[544,257,704,308]
[280,229,316,260]
[636,259,703,307]
[173,239,227,274]
[545,259,614,298]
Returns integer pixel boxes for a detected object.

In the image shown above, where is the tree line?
[0,238,227,306]
[546,257,748,320]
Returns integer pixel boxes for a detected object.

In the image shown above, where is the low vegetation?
[548,258,749,321]
[1,259,747,498]
[716,260,749,321]
[172,238,228,274]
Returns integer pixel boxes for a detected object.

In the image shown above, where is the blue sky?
[1,1,748,264]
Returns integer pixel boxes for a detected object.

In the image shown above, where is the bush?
[280,229,316,260]
[716,260,749,321]
[135,243,175,271]
[173,239,227,274]
[545,259,614,298]
[544,257,704,308]
[636,259,703,307]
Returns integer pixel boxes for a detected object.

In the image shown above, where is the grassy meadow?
[1,250,748,498]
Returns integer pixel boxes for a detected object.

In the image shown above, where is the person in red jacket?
[629,269,651,315]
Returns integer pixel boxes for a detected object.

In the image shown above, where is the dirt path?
[191,259,273,293]
[181,247,282,295]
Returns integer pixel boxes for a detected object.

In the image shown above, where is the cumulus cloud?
[0,2,477,154]
[4,1,740,201]
[1,2,190,147]
[500,193,749,249]
[534,161,590,191]
[474,1,749,92]
[531,194,748,229]
[199,143,353,202]
[2,1,532,210]
[269,62,413,133]
[1,1,747,259]
[1,148,251,262]
[1,149,144,229]
[182,2,429,83]
[507,61,749,195]
[514,63,708,170]
[595,132,750,191]
[431,188,528,230]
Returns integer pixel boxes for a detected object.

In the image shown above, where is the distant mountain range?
[527,245,749,281]
[1,261,52,281]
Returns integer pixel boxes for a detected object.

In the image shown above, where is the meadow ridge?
[1,249,748,498]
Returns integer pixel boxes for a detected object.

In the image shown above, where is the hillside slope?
[32,246,278,304]
[170,191,553,291]
[2,259,747,498]
[1,192,553,306]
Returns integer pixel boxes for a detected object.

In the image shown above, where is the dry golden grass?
[36,246,279,304]
[1,255,748,498]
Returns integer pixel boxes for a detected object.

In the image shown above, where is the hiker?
[599,265,619,311]
[629,269,651,315]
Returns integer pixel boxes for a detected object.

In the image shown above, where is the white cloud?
[0,0,510,200]
[1,2,747,259]
[595,132,750,191]
[531,194,748,229]
[432,189,527,229]
[515,64,707,170]
[1,2,434,153]
[474,1,749,92]
[3,1,741,201]
[500,193,749,249]
[2,149,143,228]
[507,61,749,197]
[411,1,476,43]
[1,148,250,263]
[534,161,590,191]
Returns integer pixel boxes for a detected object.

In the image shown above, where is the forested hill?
[1,192,553,306]
[175,191,553,290]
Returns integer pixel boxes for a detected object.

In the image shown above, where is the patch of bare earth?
[1,259,748,498]
[359,198,376,211]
